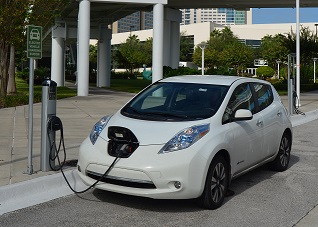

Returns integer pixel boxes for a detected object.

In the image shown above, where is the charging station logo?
[27,25,42,59]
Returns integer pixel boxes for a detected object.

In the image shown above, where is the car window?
[222,83,255,124]
[121,82,229,121]
[252,83,273,111]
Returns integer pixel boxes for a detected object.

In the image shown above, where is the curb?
[291,109,318,127]
[0,169,86,215]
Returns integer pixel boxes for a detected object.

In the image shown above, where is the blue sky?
[252,8,318,24]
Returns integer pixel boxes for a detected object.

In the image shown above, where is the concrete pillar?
[170,21,180,68]
[51,37,65,86]
[97,26,112,87]
[163,20,171,67]
[152,3,164,83]
[77,0,90,96]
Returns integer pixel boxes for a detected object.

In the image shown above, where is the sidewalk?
[0,85,318,217]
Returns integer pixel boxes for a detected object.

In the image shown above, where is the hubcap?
[211,163,226,203]
[279,136,290,167]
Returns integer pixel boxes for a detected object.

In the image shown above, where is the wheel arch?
[283,128,292,144]
[215,149,232,184]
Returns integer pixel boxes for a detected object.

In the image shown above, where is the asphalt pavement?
[0,83,318,223]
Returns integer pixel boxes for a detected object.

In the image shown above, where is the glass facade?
[181,8,247,26]
[117,11,153,33]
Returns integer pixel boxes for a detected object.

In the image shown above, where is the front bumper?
[78,137,209,199]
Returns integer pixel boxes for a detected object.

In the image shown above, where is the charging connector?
[47,116,122,194]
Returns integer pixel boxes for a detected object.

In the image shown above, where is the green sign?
[27,25,42,59]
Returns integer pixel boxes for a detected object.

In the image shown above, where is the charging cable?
[293,91,305,115]
[47,116,121,194]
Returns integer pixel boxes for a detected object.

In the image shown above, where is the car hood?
[98,113,210,146]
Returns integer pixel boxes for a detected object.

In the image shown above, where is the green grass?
[4,78,76,108]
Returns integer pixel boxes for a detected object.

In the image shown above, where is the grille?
[86,170,156,189]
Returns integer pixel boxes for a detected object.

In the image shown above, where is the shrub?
[256,66,275,79]
[164,66,200,78]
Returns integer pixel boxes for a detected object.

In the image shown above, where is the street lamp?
[198,41,207,75]
[313,58,318,83]
[276,60,281,79]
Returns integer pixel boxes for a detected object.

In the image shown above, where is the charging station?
[41,79,57,171]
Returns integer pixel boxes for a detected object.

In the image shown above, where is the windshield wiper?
[144,111,189,119]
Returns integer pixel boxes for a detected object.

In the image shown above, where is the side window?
[253,83,273,111]
[222,83,255,124]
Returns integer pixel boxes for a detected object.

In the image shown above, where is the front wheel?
[198,155,229,209]
[270,132,291,172]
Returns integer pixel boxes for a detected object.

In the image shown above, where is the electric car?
[77,75,292,209]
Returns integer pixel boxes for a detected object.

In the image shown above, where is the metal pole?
[27,58,34,174]
[314,59,316,83]
[296,0,301,107]
[202,48,204,76]
[288,54,294,115]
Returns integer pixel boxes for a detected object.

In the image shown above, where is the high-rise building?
[180,8,251,26]
[112,11,153,34]
[112,8,251,34]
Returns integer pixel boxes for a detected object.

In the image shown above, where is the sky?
[252,8,318,24]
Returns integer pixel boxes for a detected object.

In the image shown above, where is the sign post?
[26,25,42,174]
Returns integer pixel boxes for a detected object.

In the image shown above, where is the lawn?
[3,78,77,108]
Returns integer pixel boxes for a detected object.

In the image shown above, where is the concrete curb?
[0,169,86,215]
[291,109,318,127]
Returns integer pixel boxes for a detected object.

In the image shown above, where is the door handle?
[256,120,263,127]
[277,111,282,117]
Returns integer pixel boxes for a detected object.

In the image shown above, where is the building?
[112,8,251,33]
[112,11,153,33]
[180,8,252,26]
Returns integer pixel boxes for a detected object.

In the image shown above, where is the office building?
[180,8,251,26]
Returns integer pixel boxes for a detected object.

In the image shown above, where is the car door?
[252,83,283,159]
[222,83,264,175]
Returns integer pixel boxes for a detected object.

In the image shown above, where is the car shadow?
[79,154,299,212]
[223,153,300,205]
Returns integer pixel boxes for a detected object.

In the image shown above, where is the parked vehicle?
[78,75,292,209]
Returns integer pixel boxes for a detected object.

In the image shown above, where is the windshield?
[121,82,229,121]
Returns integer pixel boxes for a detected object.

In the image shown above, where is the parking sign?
[27,25,42,59]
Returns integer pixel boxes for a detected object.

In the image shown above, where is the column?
[51,37,65,86]
[97,26,112,87]
[77,0,90,96]
[152,3,164,83]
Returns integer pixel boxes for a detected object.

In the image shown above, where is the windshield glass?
[121,82,229,121]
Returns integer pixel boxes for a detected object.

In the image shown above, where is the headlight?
[159,124,210,154]
[89,115,112,145]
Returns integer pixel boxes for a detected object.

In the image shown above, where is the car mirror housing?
[234,109,253,121]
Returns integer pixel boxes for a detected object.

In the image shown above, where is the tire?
[270,132,291,172]
[198,155,229,210]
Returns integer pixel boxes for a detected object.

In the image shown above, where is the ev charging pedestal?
[41,79,57,171]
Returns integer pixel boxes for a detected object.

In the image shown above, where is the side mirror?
[234,109,253,121]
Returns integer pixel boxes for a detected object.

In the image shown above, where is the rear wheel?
[198,155,229,209]
[270,132,291,172]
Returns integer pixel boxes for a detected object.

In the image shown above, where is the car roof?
[160,75,269,86]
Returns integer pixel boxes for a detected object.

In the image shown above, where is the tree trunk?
[0,41,9,108]
[7,45,16,94]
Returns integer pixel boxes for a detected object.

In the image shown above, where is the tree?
[221,41,254,75]
[192,27,253,75]
[256,66,275,79]
[117,35,151,76]
[180,32,193,62]
[0,0,69,104]
[259,34,289,68]
[0,0,29,99]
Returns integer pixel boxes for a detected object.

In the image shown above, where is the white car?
[78,75,292,209]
